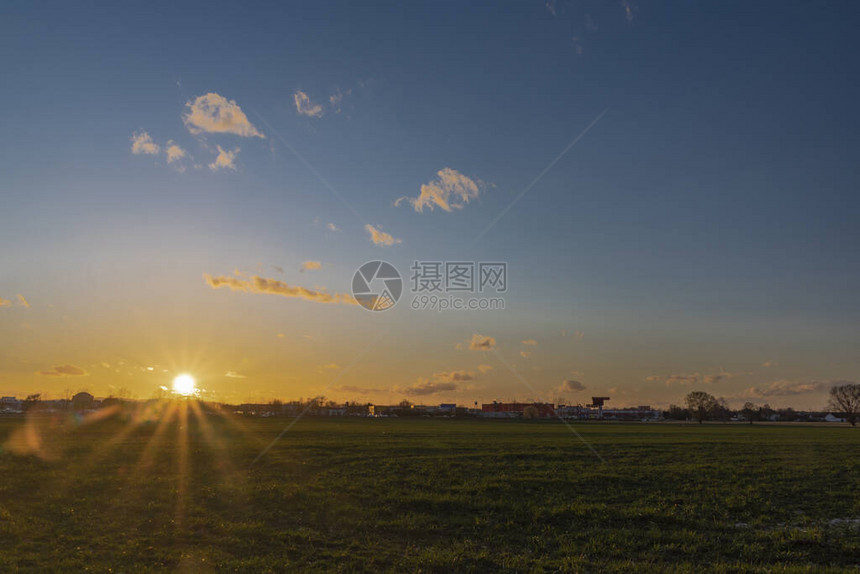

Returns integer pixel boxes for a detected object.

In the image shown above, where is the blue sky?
[1,1,858,408]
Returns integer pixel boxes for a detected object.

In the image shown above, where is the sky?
[1,1,858,409]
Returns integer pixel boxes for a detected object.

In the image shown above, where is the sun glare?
[172,374,197,397]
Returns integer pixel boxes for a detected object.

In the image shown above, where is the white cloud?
[395,168,482,212]
[209,146,239,171]
[130,131,160,155]
[365,224,401,246]
[225,371,246,379]
[294,90,324,118]
[327,222,340,232]
[183,93,264,138]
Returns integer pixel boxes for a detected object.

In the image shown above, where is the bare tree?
[829,383,860,427]
[741,402,758,424]
[684,391,718,424]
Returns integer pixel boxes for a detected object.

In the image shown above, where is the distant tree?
[760,403,775,421]
[713,398,731,423]
[22,393,41,412]
[684,391,718,424]
[665,404,689,421]
[777,407,798,422]
[523,405,539,419]
[829,383,860,427]
[741,402,758,424]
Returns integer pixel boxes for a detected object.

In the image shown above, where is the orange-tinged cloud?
[365,224,401,246]
[37,364,89,377]
[468,334,496,351]
[184,93,264,138]
[300,261,322,272]
[209,145,239,171]
[17,294,30,308]
[204,274,357,305]
[294,90,324,118]
[395,168,482,212]
[130,131,160,155]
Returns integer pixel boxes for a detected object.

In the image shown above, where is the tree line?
[667,383,860,425]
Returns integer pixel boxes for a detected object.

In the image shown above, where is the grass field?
[1,406,859,572]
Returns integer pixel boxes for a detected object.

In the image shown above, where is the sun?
[172,374,197,397]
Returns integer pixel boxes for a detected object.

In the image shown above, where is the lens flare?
[172,374,197,396]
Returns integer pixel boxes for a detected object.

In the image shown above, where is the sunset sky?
[1,1,858,409]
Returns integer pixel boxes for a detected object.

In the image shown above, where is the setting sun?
[172,374,197,397]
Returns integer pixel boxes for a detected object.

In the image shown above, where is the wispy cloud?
[184,93,264,138]
[294,90,324,118]
[329,87,351,113]
[209,145,239,171]
[739,380,834,398]
[520,351,532,358]
[300,261,322,272]
[762,360,777,368]
[225,371,246,379]
[395,168,482,212]
[521,339,538,346]
[621,0,636,22]
[17,294,30,308]
[647,371,737,386]
[463,334,496,351]
[37,364,89,377]
[396,378,458,396]
[204,273,357,305]
[130,131,160,155]
[327,222,340,232]
[0,297,11,308]
[433,370,478,383]
[477,364,494,374]
[365,224,401,246]
[557,379,586,393]
[332,385,384,395]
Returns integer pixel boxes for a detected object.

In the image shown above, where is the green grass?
[1,408,859,572]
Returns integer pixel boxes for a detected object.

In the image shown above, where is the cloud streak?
[204,274,357,305]
[396,379,458,396]
[37,364,89,377]
[300,261,322,272]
